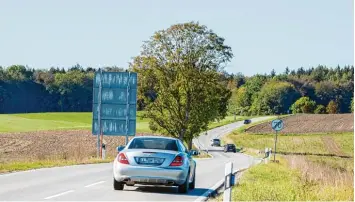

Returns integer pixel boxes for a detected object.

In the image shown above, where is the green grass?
[227,133,332,155]
[207,116,245,129]
[0,158,114,173]
[0,112,253,133]
[0,111,150,133]
[192,152,212,158]
[218,126,354,201]
[331,132,354,156]
[213,157,353,201]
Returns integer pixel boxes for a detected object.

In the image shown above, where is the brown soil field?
[0,130,157,163]
[246,114,354,134]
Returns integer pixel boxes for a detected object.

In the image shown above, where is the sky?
[0,0,353,76]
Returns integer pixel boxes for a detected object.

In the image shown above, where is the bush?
[290,97,316,114]
[326,100,338,114]
[314,105,326,114]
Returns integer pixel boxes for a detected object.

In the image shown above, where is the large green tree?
[130,22,233,149]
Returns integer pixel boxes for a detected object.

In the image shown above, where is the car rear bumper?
[225,149,236,152]
[113,161,187,185]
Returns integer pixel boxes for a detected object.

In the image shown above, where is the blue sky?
[0,0,353,76]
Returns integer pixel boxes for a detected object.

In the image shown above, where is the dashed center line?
[84,180,106,188]
[44,190,74,200]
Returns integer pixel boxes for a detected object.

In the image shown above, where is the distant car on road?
[224,144,237,153]
[210,138,221,147]
[243,119,251,124]
[113,136,196,193]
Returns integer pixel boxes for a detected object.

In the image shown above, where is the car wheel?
[178,172,190,193]
[189,170,196,189]
[113,178,124,190]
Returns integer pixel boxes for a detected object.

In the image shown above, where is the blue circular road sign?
[271,119,284,131]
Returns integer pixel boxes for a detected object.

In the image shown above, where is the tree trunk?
[179,129,185,141]
[187,138,193,150]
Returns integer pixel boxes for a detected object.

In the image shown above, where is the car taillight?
[117,153,129,165]
[170,155,184,166]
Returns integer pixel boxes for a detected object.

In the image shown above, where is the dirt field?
[0,130,157,163]
[246,114,354,134]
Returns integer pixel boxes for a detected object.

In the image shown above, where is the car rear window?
[213,139,220,142]
[128,138,179,151]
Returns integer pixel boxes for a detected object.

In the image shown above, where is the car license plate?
[138,157,164,164]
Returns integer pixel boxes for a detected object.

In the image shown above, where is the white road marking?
[44,190,74,200]
[84,180,106,188]
[194,178,224,202]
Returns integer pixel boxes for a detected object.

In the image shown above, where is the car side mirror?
[116,145,125,153]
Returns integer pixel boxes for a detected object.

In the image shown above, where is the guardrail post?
[223,162,233,202]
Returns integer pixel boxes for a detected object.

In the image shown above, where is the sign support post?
[125,71,130,145]
[271,118,284,162]
[274,130,278,161]
[97,68,103,158]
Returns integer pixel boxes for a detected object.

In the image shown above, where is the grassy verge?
[0,157,114,173]
[218,120,354,201]
[213,157,353,201]
[207,115,256,130]
[193,152,212,159]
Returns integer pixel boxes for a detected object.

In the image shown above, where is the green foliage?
[290,97,316,114]
[250,81,300,115]
[131,22,233,149]
[351,97,354,113]
[314,81,337,105]
[326,100,339,114]
[234,87,251,115]
[314,104,326,114]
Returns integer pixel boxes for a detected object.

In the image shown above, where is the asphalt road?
[0,117,271,201]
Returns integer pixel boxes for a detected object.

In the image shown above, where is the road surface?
[0,117,272,201]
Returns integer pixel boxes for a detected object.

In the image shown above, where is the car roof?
[132,136,178,141]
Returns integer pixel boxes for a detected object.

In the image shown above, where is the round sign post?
[271,119,284,162]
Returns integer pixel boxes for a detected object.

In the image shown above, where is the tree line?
[0,64,352,115]
[227,65,354,115]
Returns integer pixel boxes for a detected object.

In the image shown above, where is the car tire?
[178,172,190,193]
[113,178,124,190]
[189,170,196,189]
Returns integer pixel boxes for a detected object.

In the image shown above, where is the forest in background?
[0,64,353,115]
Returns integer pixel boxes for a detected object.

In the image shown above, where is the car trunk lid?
[124,149,180,167]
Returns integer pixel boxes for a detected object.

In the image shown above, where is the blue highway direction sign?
[92,71,137,136]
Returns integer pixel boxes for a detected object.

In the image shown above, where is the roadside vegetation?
[213,157,353,201]
[219,117,354,201]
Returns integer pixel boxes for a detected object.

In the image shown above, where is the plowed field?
[246,114,354,134]
[0,130,156,163]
